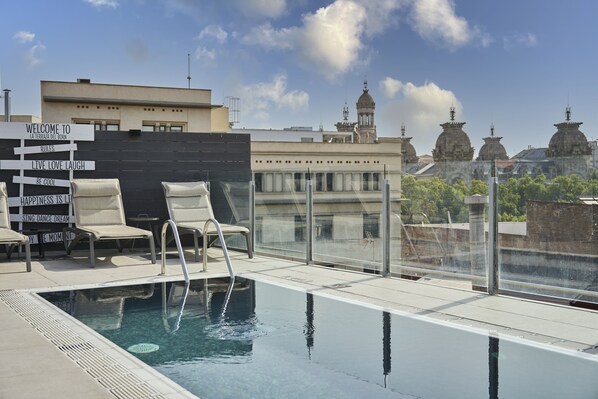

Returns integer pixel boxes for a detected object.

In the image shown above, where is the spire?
[565,106,571,121]
[401,123,406,137]
[363,79,368,93]
[449,106,455,121]
[342,102,349,121]
[490,123,495,136]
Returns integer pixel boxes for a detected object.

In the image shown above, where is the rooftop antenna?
[449,106,456,121]
[565,105,571,121]
[225,96,240,126]
[187,53,191,89]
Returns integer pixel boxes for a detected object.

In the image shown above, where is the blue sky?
[1,0,597,156]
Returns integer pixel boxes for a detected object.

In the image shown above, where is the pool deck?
[1,249,597,398]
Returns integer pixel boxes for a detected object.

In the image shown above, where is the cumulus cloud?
[84,0,119,7]
[236,0,287,19]
[194,46,217,64]
[198,25,228,44]
[503,33,537,50]
[13,31,35,43]
[24,43,46,68]
[380,77,403,99]
[242,0,368,80]
[377,77,462,152]
[240,74,309,124]
[409,0,473,49]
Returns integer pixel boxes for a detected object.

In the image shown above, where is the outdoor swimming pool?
[41,278,598,399]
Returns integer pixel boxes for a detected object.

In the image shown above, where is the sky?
[1,0,598,157]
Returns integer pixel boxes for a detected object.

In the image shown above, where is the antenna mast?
[187,53,191,89]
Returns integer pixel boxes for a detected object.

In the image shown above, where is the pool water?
[41,278,598,399]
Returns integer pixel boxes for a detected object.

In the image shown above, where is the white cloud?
[380,77,403,99]
[409,0,472,49]
[236,0,287,19]
[198,25,228,44]
[240,74,309,124]
[241,0,368,80]
[241,23,296,50]
[84,0,119,8]
[354,0,407,36]
[378,78,462,153]
[194,46,217,64]
[13,31,35,43]
[24,43,46,68]
[503,33,537,50]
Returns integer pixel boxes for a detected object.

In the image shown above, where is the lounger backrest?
[71,179,126,226]
[0,182,10,229]
[162,181,214,224]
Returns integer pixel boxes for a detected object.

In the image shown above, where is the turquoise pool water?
[41,278,598,399]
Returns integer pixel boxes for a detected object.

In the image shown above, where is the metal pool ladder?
[160,218,235,283]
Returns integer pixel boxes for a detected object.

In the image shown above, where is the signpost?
[0,122,95,243]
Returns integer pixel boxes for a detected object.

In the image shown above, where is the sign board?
[0,160,95,171]
[10,214,74,223]
[0,122,94,141]
[8,194,71,207]
[14,143,78,155]
[13,176,71,188]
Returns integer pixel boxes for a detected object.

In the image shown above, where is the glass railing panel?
[253,171,307,260]
[497,156,598,306]
[311,169,383,272]
[394,161,490,290]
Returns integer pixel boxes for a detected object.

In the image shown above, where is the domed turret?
[355,80,376,143]
[400,123,418,164]
[546,107,591,157]
[477,124,508,161]
[432,107,474,162]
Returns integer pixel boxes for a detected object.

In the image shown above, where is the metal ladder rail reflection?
[160,220,190,283]
[202,218,235,278]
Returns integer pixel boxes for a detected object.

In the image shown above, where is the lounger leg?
[245,233,253,259]
[148,235,156,264]
[65,234,85,255]
[193,233,200,262]
[6,244,15,259]
[116,239,123,252]
[89,238,96,268]
[24,239,31,272]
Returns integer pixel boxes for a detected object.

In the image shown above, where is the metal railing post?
[382,178,391,276]
[306,177,314,265]
[487,160,499,295]
[249,180,256,255]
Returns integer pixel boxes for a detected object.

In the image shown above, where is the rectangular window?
[142,125,155,132]
[315,173,324,191]
[315,215,333,240]
[254,173,263,192]
[326,173,334,191]
[106,123,119,131]
[294,173,303,192]
[170,125,183,132]
[295,215,305,241]
[363,213,380,238]
[372,173,381,191]
[362,173,370,191]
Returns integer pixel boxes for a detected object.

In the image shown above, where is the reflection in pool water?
[41,278,598,399]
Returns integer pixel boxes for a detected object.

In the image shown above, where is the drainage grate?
[0,290,168,399]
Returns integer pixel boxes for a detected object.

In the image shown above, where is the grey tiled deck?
[1,248,597,398]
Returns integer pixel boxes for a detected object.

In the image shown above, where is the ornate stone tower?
[432,107,474,162]
[355,80,376,143]
[335,102,356,135]
[400,123,418,164]
[432,107,474,182]
[477,124,508,161]
[546,106,592,176]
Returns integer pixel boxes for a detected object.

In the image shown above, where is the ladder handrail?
[160,219,190,283]
[203,218,235,278]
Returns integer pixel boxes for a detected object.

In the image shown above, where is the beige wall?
[41,80,220,132]
[211,107,230,133]
[0,115,41,123]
